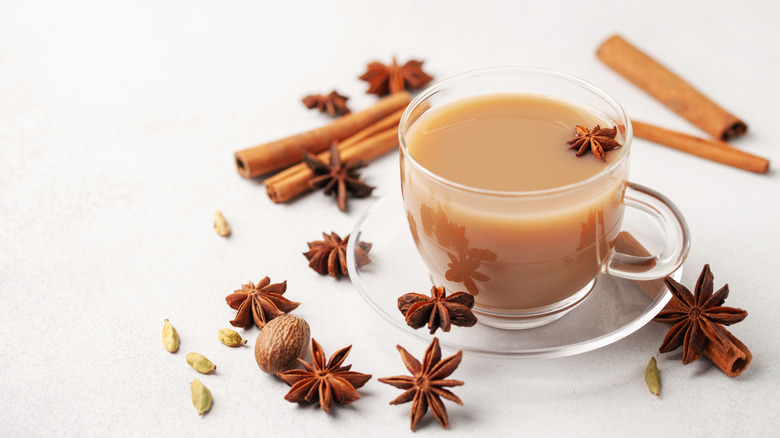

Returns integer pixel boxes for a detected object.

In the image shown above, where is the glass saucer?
[346,191,682,359]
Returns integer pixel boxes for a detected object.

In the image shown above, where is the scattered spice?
[265,110,404,204]
[254,315,310,374]
[398,286,477,334]
[653,264,748,365]
[277,339,372,412]
[632,120,769,174]
[359,57,433,96]
[225,277,301,329]
[303,231,372,277]
[597,35,747,141]
[302,91,351,116]
[162,319,179,353]
[304,142,375,211]
[236,92,410,179]
[190,379,212,415]
[186,352,217,374]
[218,328,247,347]
[645,357,661,396]
[567,124,621,162]
[379,337,464,431]
[214,210,231,237]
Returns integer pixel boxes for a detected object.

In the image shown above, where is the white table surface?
[2,0,778,436]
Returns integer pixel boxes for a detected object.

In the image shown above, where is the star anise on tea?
[278,339,372,413]
[302,91,351,116]
[653,264,747,364]
[304,142,375,211]
[303,231,372,278]
[567,124,621,162]
[398,286,477,334]
[378,337,464,431]
[225,277,300,329]
[444,248,497,295]
[359,57,433,96]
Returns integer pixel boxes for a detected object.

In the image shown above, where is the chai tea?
[401,93,628,312]
[406,94,620,190]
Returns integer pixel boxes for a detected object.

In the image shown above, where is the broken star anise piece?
[304,142,375,212]
[225,277,300,329]
[567,124,621,162]
[653,264,747,364]
[359,57,433,96]
[378,337,464,431]
[398,286,477,334]
[303,231,372,278]
[302,91,351,116]
[278,338,372,413]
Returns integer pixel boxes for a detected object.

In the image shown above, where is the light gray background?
[1,0,778,436]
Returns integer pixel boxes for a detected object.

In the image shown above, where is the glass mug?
[399,67,690,329]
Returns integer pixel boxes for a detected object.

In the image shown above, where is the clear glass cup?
[398,67,690,329]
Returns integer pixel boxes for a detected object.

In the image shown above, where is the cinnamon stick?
[597,35,747,141]
[263,107,405,189]
[266,127,399,203]
[614,232,665,300]
[633,121,769,174]
[704,328,752,377]
[338,107,406,148]
[235,91,410,178]
[615,233,751,376]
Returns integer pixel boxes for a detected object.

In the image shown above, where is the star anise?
[444,248,497,295]
[303,231,372,278]
[378,337,464,431]
[359,57,433,96]
[304,142,375,211]
[278,339,372,413]
[225,277,300,329]
[567,124,621,162]
[302,91,351,116]
[398,286,477,334]
[653,264,747,364]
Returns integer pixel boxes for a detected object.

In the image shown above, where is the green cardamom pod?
[186,352,217,374]
[218,328,247,347]
[645,357,661,396]
[214,210,231,237]
[162,319,179,353]
[190,379,212,415]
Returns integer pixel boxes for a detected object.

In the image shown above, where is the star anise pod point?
[278,339,372,413]
[653,264,747,365]
[398,286,477,334]
[224,276,300,329]
[304,142,375,211]
[303,231,372,278]
[302,90,351,116]
[567,124,621,162]
[359,57,433,96]
[379,337,464,431]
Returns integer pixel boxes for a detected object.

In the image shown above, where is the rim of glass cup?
[398,66,634,198]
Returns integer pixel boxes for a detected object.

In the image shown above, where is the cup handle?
[605,182,691,281]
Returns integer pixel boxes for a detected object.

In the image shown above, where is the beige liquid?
[401,93,628,311]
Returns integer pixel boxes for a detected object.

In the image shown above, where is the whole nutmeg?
[255,315,310,374]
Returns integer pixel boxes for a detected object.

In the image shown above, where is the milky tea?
[400,93,628,315]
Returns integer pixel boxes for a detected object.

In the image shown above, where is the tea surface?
[405,94,620,191]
